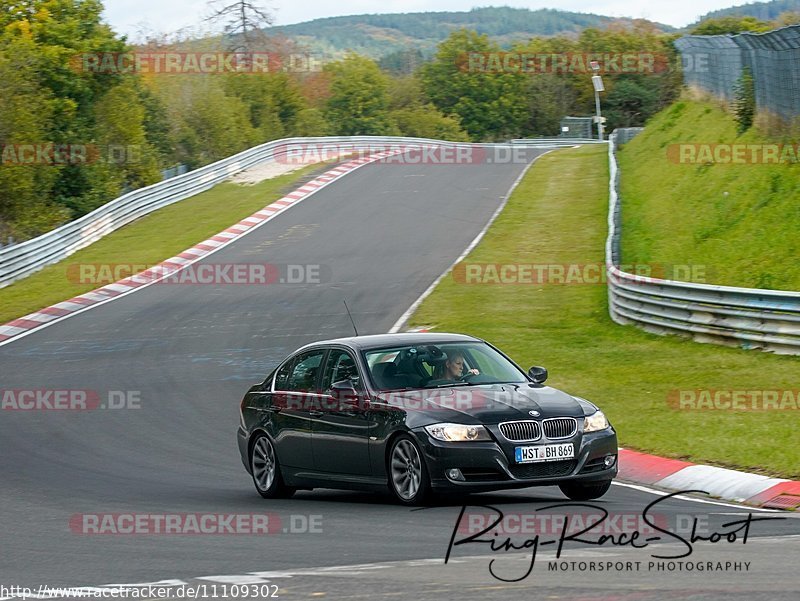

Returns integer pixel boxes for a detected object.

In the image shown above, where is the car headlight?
[424,423,491,442]
[583,410,609,433]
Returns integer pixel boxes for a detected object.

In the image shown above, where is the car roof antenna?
[343,299,359,337]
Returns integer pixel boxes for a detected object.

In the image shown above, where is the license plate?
[515,443,574,463]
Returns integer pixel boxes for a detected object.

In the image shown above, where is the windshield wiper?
[434,381,476,388]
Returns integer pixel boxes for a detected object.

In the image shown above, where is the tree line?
[0,1,695,243]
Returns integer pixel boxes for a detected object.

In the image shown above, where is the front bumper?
[413,424,618,492]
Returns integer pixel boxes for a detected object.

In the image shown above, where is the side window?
[321,350,362,392]
[274,360,293,391]
[284,350,325,393]
[462,347,495,378]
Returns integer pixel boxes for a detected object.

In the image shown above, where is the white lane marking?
[714,512,800,519]
[388,147,558,333]
[0,153,397,349]
[612,481,788,513]
[197,575,274,585]
[102,580,187,587]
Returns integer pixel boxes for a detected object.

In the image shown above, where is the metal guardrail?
[0,136,552,289]
[511,137,605,146]
[606,129,800,355]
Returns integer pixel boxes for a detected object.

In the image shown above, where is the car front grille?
[543,417,578,439]
[499,420,541,442]
[510,460,576,479]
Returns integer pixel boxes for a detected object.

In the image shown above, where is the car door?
[311,348,375,476]
[270,348,325,470]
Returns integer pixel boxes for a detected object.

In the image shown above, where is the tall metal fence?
[559,116,594,139]
[607,129,800,355]
[674,25,800,119]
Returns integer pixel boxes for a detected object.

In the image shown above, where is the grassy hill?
[694,0,800,23]
[267,7,675,60]
[618,99,800,291]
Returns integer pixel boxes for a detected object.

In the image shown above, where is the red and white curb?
[0,151,401,347]
[619,448,800,510]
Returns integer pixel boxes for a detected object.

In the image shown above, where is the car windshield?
[363,342,526,391]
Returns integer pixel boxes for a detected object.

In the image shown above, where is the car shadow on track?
[267,487,573,507]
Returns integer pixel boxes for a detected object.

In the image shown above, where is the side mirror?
[527,366,548,384]
[330,379,360,409]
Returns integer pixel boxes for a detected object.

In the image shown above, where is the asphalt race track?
[1,148,798,599]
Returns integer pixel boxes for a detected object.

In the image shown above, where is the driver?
[439,350,479,381]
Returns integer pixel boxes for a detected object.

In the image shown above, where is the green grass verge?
[409,145,800,479]
[0,164,322,325]
[618,99,800,290]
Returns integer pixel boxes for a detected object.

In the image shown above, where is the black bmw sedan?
[237,333,618,505]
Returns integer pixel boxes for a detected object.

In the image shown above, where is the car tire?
[558,479,612,501]
[250,433,295,499]
[387,434,431,506]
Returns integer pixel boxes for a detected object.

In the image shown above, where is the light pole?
[590,61,605,141]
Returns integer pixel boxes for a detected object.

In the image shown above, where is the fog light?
[447,468,465,481]
[604,454,617,467]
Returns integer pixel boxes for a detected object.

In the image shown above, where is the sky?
[102,0,751,40]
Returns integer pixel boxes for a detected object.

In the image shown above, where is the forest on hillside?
[7,1,758,245]
[267,7,675,59]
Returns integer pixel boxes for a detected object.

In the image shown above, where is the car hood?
[373,383,587,427]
